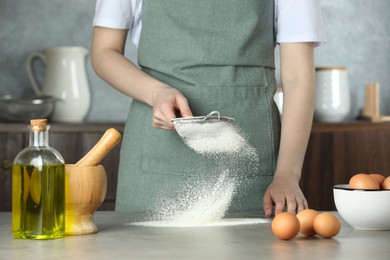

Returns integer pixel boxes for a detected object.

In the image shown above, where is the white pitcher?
[26,46,91,122]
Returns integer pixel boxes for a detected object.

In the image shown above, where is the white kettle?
[26,46,91,122]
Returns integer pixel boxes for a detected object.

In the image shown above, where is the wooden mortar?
[65,128,121,235]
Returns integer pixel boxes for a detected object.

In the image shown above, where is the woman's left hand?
[263,174,308,217]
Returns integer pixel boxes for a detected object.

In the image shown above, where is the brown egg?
[369,173,386,187]
[382,176,390,190]
[313,212,341,239]
[296,209,319,236]
[271,212,300,240]
[349,173,380,190]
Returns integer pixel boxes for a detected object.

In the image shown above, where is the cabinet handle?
[0,160,12,173]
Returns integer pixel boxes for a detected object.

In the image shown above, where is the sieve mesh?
[171,111,241,154]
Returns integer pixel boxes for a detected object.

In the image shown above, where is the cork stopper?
[30,119,48,132]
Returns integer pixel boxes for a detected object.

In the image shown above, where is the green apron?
[116,0,280,213]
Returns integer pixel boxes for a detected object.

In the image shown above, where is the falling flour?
[149,170,237,226]
[132,118,261,227]
[174,121,250,155]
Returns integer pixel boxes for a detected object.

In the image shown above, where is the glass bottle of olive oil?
[12,119,65,239]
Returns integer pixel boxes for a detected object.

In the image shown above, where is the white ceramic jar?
[314,67,351,122]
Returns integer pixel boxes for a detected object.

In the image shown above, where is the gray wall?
[0,0,389,122]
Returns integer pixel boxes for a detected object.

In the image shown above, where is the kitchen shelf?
[311,120,390,132]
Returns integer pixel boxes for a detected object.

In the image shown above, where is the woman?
[91,0,325,216]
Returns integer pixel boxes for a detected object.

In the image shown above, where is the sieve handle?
[203,111,220,121]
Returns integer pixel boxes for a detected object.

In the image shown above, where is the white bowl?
[333,184,390,230]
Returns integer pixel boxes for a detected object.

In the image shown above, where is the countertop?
[1,211,389,259]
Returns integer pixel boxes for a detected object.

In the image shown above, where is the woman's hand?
[263,174,308,217]
[151,85,193,130]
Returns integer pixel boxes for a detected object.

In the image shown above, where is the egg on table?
[313,212,341,239]
[271,212,300,240]
[296,209,319,236]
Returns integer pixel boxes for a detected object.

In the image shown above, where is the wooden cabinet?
[0,123,124,211]
[301,122,390,211]
[2,121,390,212]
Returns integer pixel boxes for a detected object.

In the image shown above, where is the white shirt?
[93,0,326,47]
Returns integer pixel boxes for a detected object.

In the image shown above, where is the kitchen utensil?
[171,111,235,141]
[360,83,390,122]
[26,46,91,122]
[75,128,122,167]
[0,95,56,122]
[333,184,390,230]
[65,128,121,235]
[65,164,107,235]
[314,67,351,122]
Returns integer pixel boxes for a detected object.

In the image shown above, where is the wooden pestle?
[75,128,121,167]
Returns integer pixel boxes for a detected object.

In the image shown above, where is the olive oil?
[12,119,65,239]
[12,164,65,239]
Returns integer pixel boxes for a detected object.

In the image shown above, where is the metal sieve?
[171,111,234,124]
[171,111,235,143]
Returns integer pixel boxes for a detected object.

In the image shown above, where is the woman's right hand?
[91,27,193,130]
[151,85,193,130]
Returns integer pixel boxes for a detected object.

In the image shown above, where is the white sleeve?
[93,0,142,46]
[276,0,326,45]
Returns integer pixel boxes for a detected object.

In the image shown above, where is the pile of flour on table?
[142,120,260,227]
